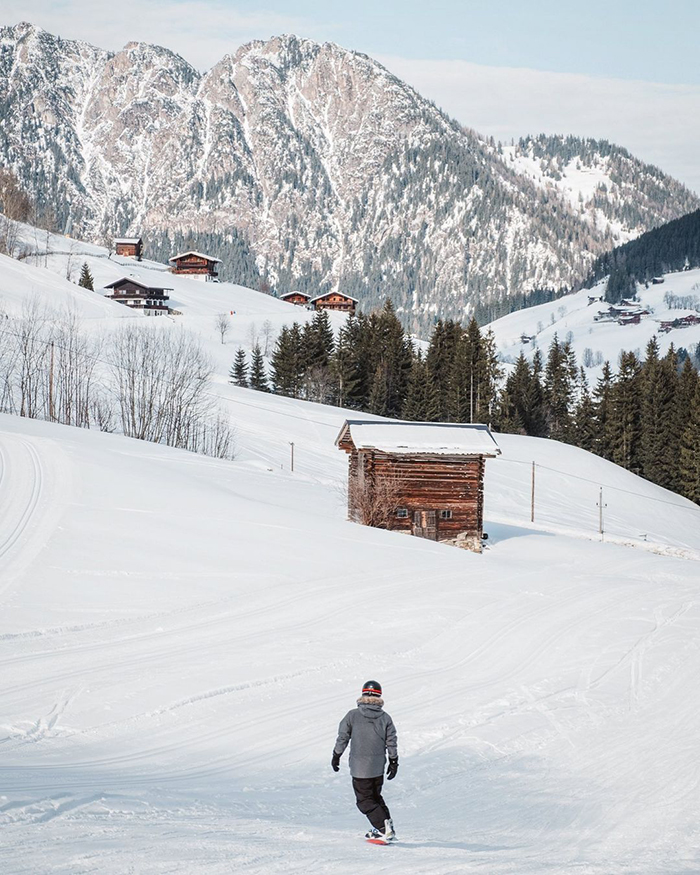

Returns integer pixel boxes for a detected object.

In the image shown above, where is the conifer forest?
[231,301,700,505]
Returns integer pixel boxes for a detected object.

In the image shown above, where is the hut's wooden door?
[412,510,437,540]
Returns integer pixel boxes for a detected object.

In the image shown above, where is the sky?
[3,0,700,192]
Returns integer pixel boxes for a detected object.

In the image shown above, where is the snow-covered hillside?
[2,389,700,873]
[502,135,695,245]
[2,222,346,377]
[488,267,700,379]
[2,230,700,872]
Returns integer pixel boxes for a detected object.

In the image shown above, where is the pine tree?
[372,300,413,417]
[249,344,269,392]
[572,368,597,452]
[678,376,700,504]
[402,354,428,421]
[331,322,353,408]
[424,319,461,421]
[495,353,530,434]
[639,339,678,489]
[271,324,304,397]
[230,348,248,387]
[78,262,94,290]
[368,362,389,416]
[608,350,642,472]
[543,335,575,441]
[339,314,375,410]
[593,361,615,459]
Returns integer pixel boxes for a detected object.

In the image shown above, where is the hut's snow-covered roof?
[280,290,311,300]
[114,237,142,244]
[309,291,358,304]
[169,251,221,263]
[103,277,172,292]
[336,421,501,457]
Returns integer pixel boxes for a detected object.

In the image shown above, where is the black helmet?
[362,680,382,697]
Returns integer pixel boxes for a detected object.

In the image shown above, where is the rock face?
[1,23,698,330]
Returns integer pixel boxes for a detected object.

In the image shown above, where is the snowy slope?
[2,392,700,873]
[2,230,700,872]
[6,222,346,376]
[488,267,700,379]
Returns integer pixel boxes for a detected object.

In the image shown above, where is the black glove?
[331,751,341,772]
[387,757,398,780]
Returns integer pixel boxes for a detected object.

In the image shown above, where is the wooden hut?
[336,420,501,552]
[169,251,221,281]
[280,290,312,306]
[104,277,171,315]
[115,237,143,259]
[310,291,358,314]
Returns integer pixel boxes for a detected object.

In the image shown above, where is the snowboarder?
[331,680,398,842]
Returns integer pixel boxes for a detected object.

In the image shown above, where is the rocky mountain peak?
[0,24,697,330]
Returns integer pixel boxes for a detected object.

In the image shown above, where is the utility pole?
[289,441,295,473]
[597,487,607,541]
[48,340,55,422]
[531,461,536,523]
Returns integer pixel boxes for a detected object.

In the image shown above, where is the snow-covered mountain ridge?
[1,22,698,332]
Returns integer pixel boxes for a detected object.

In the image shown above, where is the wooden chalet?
[618,313,641,326]
[336,420,501,552]
[115,237,143,259]
[169,251,221,281]
[280,290,312,306]
[310,291,358,314]
[104,277,171,315]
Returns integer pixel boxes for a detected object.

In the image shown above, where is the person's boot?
[384,819,396,841]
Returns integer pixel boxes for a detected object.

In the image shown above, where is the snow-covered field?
[2,226,700,873]
[488,268,700,381]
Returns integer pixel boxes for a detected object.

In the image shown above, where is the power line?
[497,456,700,515]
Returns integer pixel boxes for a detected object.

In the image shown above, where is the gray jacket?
[334,696,398,779]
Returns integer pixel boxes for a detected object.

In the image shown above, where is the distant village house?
[336,420,501,553]
[169,251,221,281]
[115,237,143,259]
[310,291,358,314]
[104,277,171,315]
[279,290,312,306]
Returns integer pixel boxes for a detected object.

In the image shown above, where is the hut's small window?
[440,510,453,520]
[396,507,408,519]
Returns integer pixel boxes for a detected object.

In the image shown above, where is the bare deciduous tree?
[247,321,258,348]
[215,312,230,344]
[110,325,235,458]
[261,319,274,355]
[348,472,405,530]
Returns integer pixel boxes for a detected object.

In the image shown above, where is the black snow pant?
[352,776,391,831]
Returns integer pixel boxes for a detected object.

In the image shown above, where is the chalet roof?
[336,420,501,457]
[103,277,173,292]
[114,237,142,244]
[169,251,221,263]
[309,291,359,304]
[280,290,311,300]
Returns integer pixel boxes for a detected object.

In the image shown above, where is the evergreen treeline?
[495,336,700,504]
[584,209,700,303]
[232,308,700,505]
[231,302,502,421]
